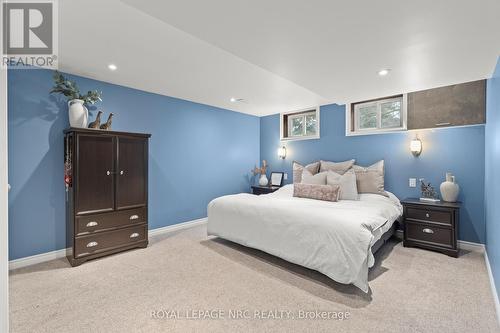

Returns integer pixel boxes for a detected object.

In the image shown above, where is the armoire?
[64,128,151,266]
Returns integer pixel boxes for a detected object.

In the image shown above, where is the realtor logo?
[2,0,58,69]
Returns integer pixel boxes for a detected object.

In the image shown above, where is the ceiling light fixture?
[108,64,117,71]
[378,69,390,76]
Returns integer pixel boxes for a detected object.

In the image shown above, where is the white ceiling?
[59,0,500,116]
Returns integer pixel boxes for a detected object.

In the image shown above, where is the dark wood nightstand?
[401,198,460,257]
[251,185,281,195]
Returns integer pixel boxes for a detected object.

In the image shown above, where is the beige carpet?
[9,224,499,333]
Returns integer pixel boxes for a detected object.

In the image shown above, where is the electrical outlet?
[409,178,417,188]
[284,173,288,180]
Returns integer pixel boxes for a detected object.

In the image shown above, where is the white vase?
[68,99,88,128]
[440,175,460,202]
[259,174,268,186]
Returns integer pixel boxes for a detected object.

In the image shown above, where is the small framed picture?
[270,172,284,187]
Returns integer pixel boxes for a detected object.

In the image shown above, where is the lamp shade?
[277,146,287,159]
[410,138,422,156]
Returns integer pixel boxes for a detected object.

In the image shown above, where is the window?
[280,107,320,141]
[347,95,407,135]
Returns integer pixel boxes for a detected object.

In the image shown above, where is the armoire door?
[76,135,115,215]
[116,136,147,210]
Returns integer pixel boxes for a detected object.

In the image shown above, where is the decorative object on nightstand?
[251,185,280,195]
[440,172,460,203]
[270,172,284,187]
[252,160,269,186]
[100,113,114,130]
[88,111,103,129]
[419,179,440,202]
[402,198,460,257]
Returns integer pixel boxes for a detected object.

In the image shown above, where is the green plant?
[50,71,102,105]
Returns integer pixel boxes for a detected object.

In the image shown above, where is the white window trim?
[280,106,320,141]
[346,94,407,136]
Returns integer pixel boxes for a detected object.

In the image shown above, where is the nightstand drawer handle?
[425,213,430,218]
[129,215,139,220]
[130,232,140,238]
[422,228,434,234]
[86,241,98,248]
[86,221,98,227]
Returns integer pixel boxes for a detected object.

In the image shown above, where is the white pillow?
[301,170,327,185]
[326,170,359,200]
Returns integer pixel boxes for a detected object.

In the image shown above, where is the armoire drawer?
[76,207,146,235]
[74,224,147,258]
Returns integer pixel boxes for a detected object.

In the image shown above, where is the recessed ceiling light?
[108,64,117,71]
[378,69,390,76]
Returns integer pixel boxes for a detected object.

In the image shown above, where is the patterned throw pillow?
[292,161,320,183]
[293,183,340,202]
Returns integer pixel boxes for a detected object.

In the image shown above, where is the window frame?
[346,94,407,136]
[280,107,320,141]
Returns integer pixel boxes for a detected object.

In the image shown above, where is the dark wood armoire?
[64,128,151,266]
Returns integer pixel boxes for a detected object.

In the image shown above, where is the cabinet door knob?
[120,170,124,175]
[422,228,434,234]
[86,241,98,248]
[130,233,140,238]
[129,215,139,220]
[106,170,111,176]
[425,213,430,218]
[86,221,98,227]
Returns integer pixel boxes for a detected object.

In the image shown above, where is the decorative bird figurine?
[100,113,114,130]
[88,111,103,129]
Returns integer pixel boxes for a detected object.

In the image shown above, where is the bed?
[207,184,403,292]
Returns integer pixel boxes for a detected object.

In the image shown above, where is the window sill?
[280,134,320,142]
[345,128,407,137]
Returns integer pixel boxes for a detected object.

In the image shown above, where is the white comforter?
[207,185,403,292]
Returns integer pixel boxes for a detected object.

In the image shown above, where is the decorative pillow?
[292,161,320,183]
[319,159,356,175]
[352,160,388,197]
[301,170,327,185]
[293,183,340,202]
[326,170,359,200]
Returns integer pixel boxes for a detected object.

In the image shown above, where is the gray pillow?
[352,160,388,197]
[301,170,328,185]
[326,170,359,200]
[319,159,356,175]
[293,183,340,202]
[292,161,320,183]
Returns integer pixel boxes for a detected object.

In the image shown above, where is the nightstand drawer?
[405,222,453,248]
[406,207,452,225]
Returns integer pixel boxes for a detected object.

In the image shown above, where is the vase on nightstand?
[259,174,268,186]
[440,173,460,202]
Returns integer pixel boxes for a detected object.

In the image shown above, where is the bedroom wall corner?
[485,56,500,298]
[8,68,260,260]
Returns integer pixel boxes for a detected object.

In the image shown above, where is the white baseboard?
[484,250,500,325]
[9,218,208,270]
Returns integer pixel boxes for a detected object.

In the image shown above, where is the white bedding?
[207,184,402,292]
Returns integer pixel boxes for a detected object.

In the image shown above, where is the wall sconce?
[277,146,287,159]
[410,137,422,156]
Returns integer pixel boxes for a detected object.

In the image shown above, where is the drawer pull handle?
[130,233,140,238]
[129,215,139,220]
[422,228,434,234]
[86,241,98,248]
[425,213,430,218]
[86,221,98,227]
[435,122,451,127]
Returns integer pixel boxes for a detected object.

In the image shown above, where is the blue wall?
[260,105,485,243]
[8,68,260,260]
[486,58,500,296]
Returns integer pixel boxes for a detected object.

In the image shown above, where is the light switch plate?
[409,178,417,188]
[284,173,288,180]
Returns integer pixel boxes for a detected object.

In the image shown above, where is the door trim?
[0,10,10,330]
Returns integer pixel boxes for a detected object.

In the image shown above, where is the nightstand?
[401,198,460,257]
[251,185,280,195]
